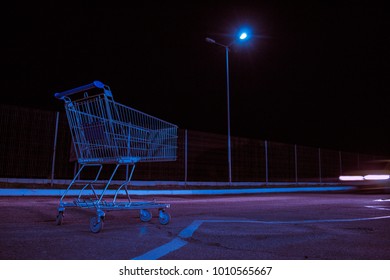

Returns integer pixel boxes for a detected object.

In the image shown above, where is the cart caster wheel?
[56,212,64,225]
[158,210,171,225]
[90,216,104,233]
[140,209,152,222]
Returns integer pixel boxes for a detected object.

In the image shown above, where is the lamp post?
[206,32,249,184]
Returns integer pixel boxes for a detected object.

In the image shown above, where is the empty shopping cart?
[54,81,178,233]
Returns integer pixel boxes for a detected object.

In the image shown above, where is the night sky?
[1,1,389,155]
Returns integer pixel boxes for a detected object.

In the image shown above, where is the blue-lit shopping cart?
[54,81,177,233]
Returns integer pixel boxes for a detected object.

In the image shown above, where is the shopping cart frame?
[54,81,177,233]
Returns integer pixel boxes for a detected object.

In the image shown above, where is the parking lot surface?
[1,193,390,260]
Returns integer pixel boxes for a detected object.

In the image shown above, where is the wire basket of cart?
[54,81,178,233]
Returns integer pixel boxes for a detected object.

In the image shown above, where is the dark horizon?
[1,1,389,156]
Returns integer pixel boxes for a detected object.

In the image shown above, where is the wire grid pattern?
[65,94,177,164]
[0,105,386,183]
[0,105,56,178]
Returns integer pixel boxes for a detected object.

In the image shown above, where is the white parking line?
[132,237,188,260]
[131,215,390,260]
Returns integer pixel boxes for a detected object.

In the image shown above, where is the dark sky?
[1,1,389,155]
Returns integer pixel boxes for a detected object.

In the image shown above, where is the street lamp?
[206,31,249,184]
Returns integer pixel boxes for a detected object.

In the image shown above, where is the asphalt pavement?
[1,193,390,260]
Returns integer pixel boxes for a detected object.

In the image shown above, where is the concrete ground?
[1,192,390,260]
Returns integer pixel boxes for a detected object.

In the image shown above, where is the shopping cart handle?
[54,81,105,99]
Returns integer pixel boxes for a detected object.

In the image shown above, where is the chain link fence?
[0,104,383,186]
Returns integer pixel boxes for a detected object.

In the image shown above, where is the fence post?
[294,144,298,184]
[357,153,360,169]
[184,129,188,184]
[51,112,60,187]
[265,140,269,185]
[339,151,342,175]
[318,147,322,184]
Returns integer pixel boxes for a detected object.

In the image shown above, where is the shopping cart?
[54,81,178,233]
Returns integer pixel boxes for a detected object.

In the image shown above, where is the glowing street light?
[239,32,248,40]
[205,29,251,184]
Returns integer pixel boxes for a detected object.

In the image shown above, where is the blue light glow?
[239,32,248,40]
[237,27,251,41]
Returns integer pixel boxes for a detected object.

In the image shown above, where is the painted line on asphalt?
[132,220,203,260]
[178,220,204,238]
[132,237,188,260]
[132,215,390,260]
